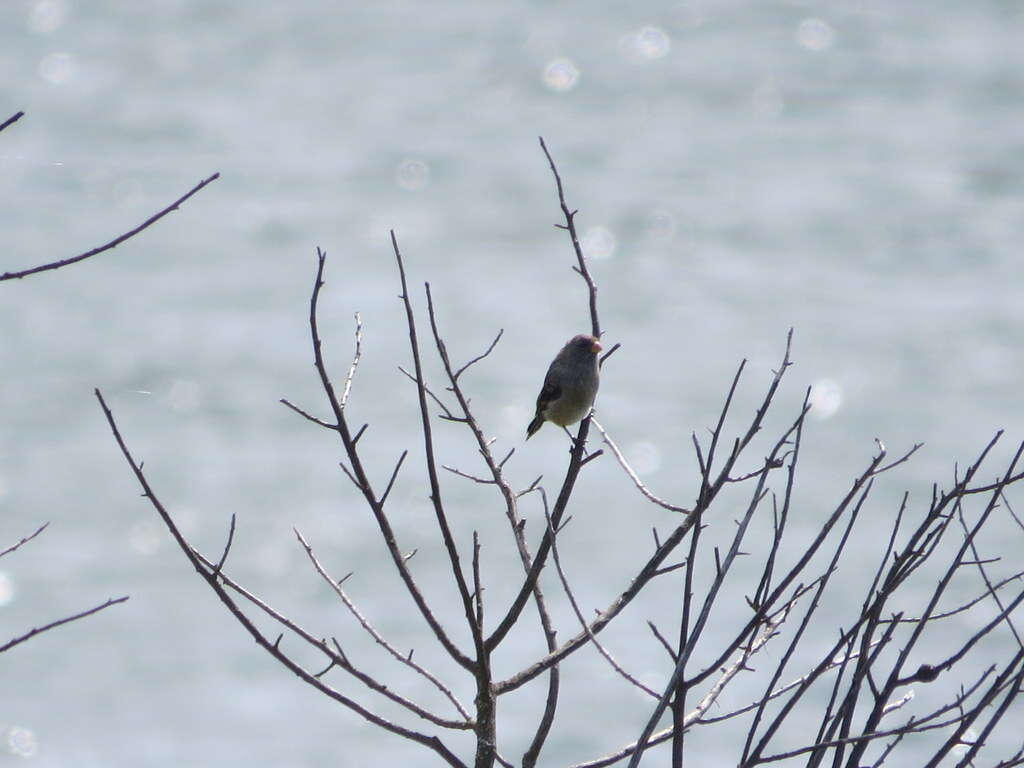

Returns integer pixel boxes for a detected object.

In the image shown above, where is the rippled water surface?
[2,1,1023,765]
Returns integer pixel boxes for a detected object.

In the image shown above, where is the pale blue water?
[3,1,1024,765]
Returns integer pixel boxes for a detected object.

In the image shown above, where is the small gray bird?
[526,334,602,439]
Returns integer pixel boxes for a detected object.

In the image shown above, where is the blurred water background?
[2,0,1023,765]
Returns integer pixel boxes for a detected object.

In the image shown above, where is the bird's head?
[568,334,602,355]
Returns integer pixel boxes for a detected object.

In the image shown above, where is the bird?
[526,334,602,439]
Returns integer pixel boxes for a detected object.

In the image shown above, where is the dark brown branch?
[592,418,690,514]
[486,143,612,654]
[212,513,236,576]
[293,528,472,723]
[599,343,621,367]
[0,110,24,134]
[2,173,220,281]
[443,465,497,485]
[390,240,482,661]
[279,397,339,430]
[472,532,484,628]
[308,247,473,671]
[380,450,409,506]
[95,388,468,766]
[648,621,678,662]
[545,505,660,698]
[1,522,50,559]
[0,596,129,654]
[538,135,600,338]
[454,329,503,381]
[500,335,798,696]
[419,280,559,767]
[398,365,457,419]
[877,571,1024,625]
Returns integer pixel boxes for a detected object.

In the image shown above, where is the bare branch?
[599,342,621,367]
[340,312,363,409]
[648,621,678,662]
[538,135,600,337]
[398,365,457,419]
[591,418,690,514]
[293,528,472,723]
[1,596,129,654]
[380,450,409,506]
[0,110,24,134]
[212,513,236,576]
[472,531,484,628]
[544,504,661,699]
[443,465,497,485]
[2,173,220,281]
[1,522,50,559]
[96,386,469,766]
[307,248,473,671]
[453,328,503,381]
[279,397,338,430]
[391,240,481,658]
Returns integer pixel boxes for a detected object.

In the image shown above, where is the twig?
[498,334,799,696]
[697,639,881,726]
[398,365,457,419]
[648,621,678,662]
[418,280,558,767]
[96,386,469,766]
[293,528,471,722]
[538,135,600,338]
[877,571,1024,625]
[380,450,408,506]
[308,247,473,671]
[391,239,481,655]
[212,513,236,576]
[443,465,497,485]
[0,110,24,134]
[279,397,339,430]
[599,343,621,367]
[544,503,661,699]
[591,418,690,514]
[454,329,503,381]
[340,312,363,409]
[2,173,220,281]
[682,600,796,728]
[472,532,484,628]
[1,522,50,559]
[1,596,129,654]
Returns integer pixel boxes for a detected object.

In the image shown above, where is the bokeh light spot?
[796,18,835,51]
[808,378,843,419]
[396,158,430,191]
[582,226,616,260]
[628,441,662,475]
[28,0,65,34]
[0,572,14,607]
[951,727,976,756]
[39,51,74,84]
[4,726,38,758]
[542,58,579,92]
[620,26,672,62]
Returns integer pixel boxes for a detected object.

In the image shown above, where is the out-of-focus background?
[2,1,1023,765]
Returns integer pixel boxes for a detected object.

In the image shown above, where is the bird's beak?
[592,339,603,353]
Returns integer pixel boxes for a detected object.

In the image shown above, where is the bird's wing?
[535,370,562,411]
